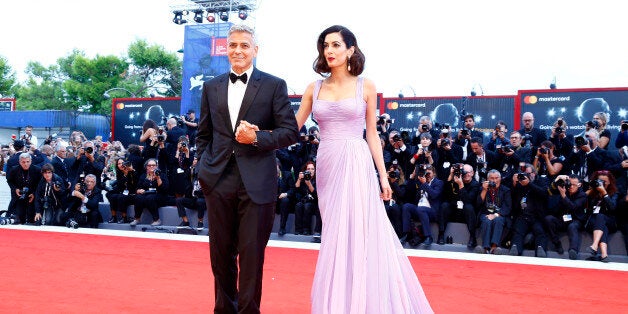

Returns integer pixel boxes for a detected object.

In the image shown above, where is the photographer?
[105,158,137,224]
[468,137,499,182]
[584,170,618,262]
[34,164,67,225]
[437,164,480,248]
[411,116,440,149]
[376,113,394,138]
[130,158,169,226]
[386,130,412,177]
[21,125,38,148]
[549,118,574,158]
[614,120,628,149]
[165,117,187,154]
[494,132,531,187]
[476,169,512,254]
[5,140,44,172]
[302,126,320,163]
[409,133,438,169]
[170,137,196,227]
[64,174,103,228]
[175,157,207,230]
[294,161,320,237]
[485,121,509,153]
[434,127,463,181]
[508,164,550,257]
[6,153,42,224]
[276,160,295,236]
[586,112,611,150]
[455,114,484,162]
[400,164,443,247]
[181,109,199,147]
[385,164,406,237]
[71,141,105,187]
[532,140,565,179]
[569,130,610,183]
[544,175,587,260]
[518,112,547,149]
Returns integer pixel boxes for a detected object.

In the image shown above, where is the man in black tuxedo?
[455,114,484,162]
[467,137,500,182]
[196,25,298,314]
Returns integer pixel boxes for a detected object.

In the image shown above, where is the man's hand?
[34,213,42,221]
[235,120,259,144]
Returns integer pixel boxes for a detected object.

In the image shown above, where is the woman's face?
[593,114,605,127]
[117,159,125,170]
[420,137,432,147]
[306,164,316,176]
[597,175,610,188]
[43,170,53,181]
[323,32,353,69]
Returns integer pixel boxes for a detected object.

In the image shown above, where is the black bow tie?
[229,72,248,84]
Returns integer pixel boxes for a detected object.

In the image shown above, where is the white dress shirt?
[227,67,254,131]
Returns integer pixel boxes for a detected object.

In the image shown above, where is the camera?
[441,138,451,147]
[66,218,79,229]
[621,120,628,131]
[181,142,187,148]
[494,125,502,133]
[421,124,429,132]
[538,147,548,154]
[557,118,564,127]
[378,116,393,125]
[460,129,469,136]
[122,161,132,168]
[590,179,605,188]
[586,120,600,129]
[308,134,316,142]
[303,170,312,181]
[516,172,528,182]
[555,178,571,189]
[157,135,165,142]
[453,163,464,177]
[488,181,496,189]
[416,164,429,177]
[388,170,399,179]
[53,181,62,190]
[154,168,161,177]
[19,187,30,200]
[392,134,402,142]
[555,126,564,134]
[574,136,587,147]
[502,145,513,153]
[85,146,94,154]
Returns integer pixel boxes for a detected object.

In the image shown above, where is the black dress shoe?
[447,236,453,244]
[467,237,477,249]
[278,228,286,236]
[437,234,445,245]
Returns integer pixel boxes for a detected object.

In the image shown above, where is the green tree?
[127,40,182,96]
[12,61,67,110]
[0,55,16,96]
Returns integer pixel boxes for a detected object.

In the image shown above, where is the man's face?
[56,147,67,158]
[470,143,483,156]
[84,177,96,191]
[522,114,534,129]
[227,31,258,74]
[19,158,31,170]
[509,134,522,147]
[488,172,501,187]
[462,165,474,183]
[464,118,475,129]
[568,178,580,194]
[43,170,53,181]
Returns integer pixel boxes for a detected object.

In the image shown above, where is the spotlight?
[193,10,203,23]
[238,10,248,20]
[220,11,229,22]
[172,11,187,25]
[549,76,557,89]
[470,90,477,97]
[206,9,216,22]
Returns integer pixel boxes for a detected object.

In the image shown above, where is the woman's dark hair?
[590,170,617,197]
[313,25,365,77]
[142,119,159,134]
[127,144,141,156]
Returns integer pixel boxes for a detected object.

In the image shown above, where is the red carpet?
[1,228,627,313]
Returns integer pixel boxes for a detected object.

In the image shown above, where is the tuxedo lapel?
[236,68,262,123]
[216,75,234,133]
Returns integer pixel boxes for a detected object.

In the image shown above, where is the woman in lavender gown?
[295,25,433,314]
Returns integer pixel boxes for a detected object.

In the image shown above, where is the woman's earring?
[347,56,351,71]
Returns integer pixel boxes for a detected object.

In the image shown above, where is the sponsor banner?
[112,98,181,146]
[382,96,515,141]
[0,99,15,111]
[519,88,628,150]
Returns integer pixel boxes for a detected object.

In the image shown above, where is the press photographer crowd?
[2,110,628,261]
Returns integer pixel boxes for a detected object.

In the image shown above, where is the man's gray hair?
[85,174,98,182]
[19,152,31,160]
[228,24,256,44]
[488,169,501,177]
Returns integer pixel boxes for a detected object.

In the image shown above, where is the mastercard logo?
[116,103,125,110]
[523,95,538,104]
[387,102,399,110]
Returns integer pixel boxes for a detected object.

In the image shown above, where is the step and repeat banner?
[518,88,628,150]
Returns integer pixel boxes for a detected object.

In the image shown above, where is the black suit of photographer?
[510,174,550,256]
[7,164,41,223]
[294,174,319,235]
[71,150,105,186]
[34,173,67,225]
[544,181,587,254]
[133,171,170,223]
[66,186,103,228]
[105,167,138,221]
[438,172,480,246]
[385,174,406,237]
[276,171,296,235]
[496,146,531,188]
[434,139,463,181]
[569,147,609,181]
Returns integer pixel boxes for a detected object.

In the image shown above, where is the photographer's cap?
[13,139,25,149]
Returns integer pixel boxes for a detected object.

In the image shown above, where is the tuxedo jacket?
[196,68,298,204]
